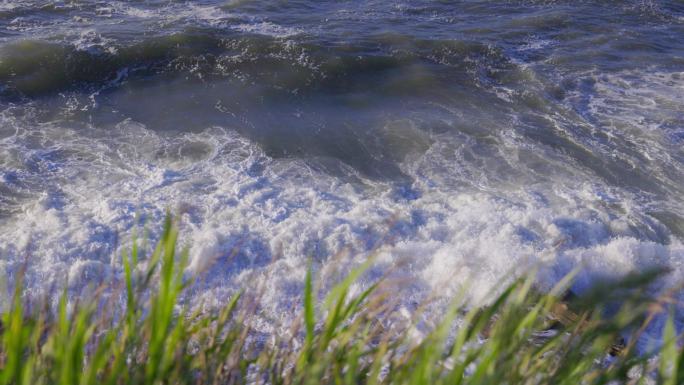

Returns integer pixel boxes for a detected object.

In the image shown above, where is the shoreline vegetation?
[1,217,682,384]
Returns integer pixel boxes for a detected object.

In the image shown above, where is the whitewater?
[1,0,683,347]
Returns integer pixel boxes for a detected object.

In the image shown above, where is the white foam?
[1,105,682,344]
[233,21,303,38]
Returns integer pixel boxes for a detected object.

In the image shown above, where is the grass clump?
[1,217,682,384]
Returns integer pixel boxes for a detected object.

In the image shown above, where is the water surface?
[1,0,683,340]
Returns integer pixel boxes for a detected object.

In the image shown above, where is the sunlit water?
[1,0,683,345]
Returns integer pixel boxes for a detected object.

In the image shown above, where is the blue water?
[0,0,683,345]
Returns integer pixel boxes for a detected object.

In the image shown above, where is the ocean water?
[1,0,683,344]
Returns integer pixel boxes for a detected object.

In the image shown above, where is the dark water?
[1,0,683,341]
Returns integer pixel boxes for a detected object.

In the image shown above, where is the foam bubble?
[233,21,303,38]
[1,110,682,345]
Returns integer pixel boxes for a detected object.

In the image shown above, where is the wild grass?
[1,216,682,385]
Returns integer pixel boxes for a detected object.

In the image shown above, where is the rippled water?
[1,0,683,343]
